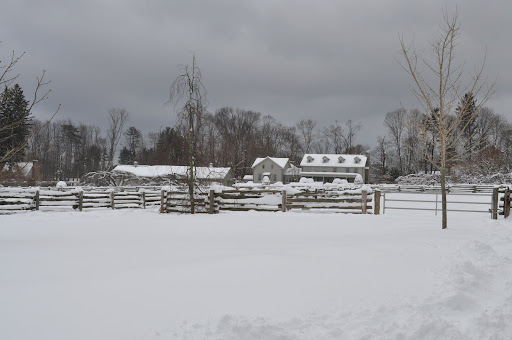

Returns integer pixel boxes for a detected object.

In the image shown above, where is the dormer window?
[322,156,330,163]
[354,156,361,164]
[307,156,314,163]
[338,156,345,163]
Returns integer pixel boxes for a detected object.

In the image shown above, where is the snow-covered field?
[1,208,511,339]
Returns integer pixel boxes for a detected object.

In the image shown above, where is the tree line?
[12,105,369,181]
[1,85,510,183]
[373,99,510,182]
[2,84,510,184]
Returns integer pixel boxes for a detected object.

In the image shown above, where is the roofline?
[251,156,289,169]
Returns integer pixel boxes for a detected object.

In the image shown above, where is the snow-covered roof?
[284,164,301,176]
[251,157,290,169]
[113,165,231,180]
[300,154,367,168]
[2,162,33,177]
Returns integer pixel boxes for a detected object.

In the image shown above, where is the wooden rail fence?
[2,184,508,219]
[159,188,376,214]
[0,187,161,213]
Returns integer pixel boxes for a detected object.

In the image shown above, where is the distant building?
[1,161,40,182]
[299,153,370,183]
[113,164,234,185]
[251,157,291,183]
[284,163,301,183]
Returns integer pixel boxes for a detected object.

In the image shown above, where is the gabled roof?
[300,154,367,168]
[251,157,290,169]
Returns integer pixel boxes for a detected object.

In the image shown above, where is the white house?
[299,153,370,183]
[251,157,291,183]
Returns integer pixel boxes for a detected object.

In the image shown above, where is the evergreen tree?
[124,126,141,163]
[118,146,131,164]
[455,92,478,152]
[0,84,31,163]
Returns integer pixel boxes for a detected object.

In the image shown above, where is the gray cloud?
[1,0,510,147]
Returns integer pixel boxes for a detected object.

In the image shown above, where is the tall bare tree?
[384,109,407,175]
[296,119,317,154]
[106,107,128,170]
[169,55,207,214]
[399,10,494,229]
[342,120,362,153]
[324,121,345,153]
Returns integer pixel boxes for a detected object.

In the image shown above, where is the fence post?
[209,189,215,214]
[34,189,40,211]
[281,189,287,212]
[435,193,439,216]
[491,187,499,220]
[111,191,115,210]
[78,191,83,212]
[504,187,511,218]
[160,189,165,213]
[374,189,380,215]
[142,192,146,209]
[362,189,367,214]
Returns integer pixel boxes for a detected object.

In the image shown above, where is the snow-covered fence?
[285,188,374,214]
[0,187,36,213]
[159,188,215,214]
[213,189,284,212]
[376,184,500,194]
[0,186,163,213]
[380,186,511,219]
[159,186,376,214]
[38,189,81,211]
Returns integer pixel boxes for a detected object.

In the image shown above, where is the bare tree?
[384,109,407,175]
[296,119,317,154]
[342,120,362,153]
[324,121,345,153]
[169,55,207,214]
[213,107,260,178]
[106,107,129,170]
[399,10,494,229]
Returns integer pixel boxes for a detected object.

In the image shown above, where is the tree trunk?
[440,136,447,229]
[188,106,195,214]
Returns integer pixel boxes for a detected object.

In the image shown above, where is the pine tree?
[124,126,141,164]
[455,92,478,153]
[118,146,131,164]
[0,84,31,163]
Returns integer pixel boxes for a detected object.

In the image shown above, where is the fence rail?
[0,187,161,214]
[159,187,376,214]
[0,184,509,218]
[381,186,511,219]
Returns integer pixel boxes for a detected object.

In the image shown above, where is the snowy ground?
[1,207,511,339]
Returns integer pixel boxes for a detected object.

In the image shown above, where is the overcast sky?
[1,0,511,148]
